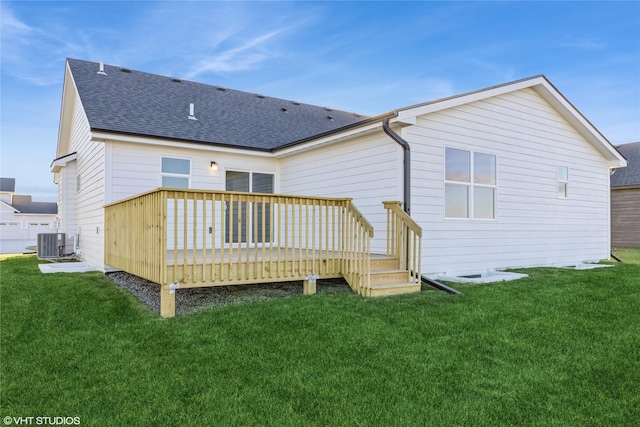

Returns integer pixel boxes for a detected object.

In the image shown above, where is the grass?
[1,251,639,426]
[611,247,640,264]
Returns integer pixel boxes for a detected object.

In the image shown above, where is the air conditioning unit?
[37,233,66,259]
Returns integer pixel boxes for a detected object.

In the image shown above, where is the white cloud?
[185,29,286,77]
[0,4,79,85]
[559,37,605,50]
[1,6,32,34]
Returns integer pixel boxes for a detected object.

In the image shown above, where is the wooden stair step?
[370,269,408,285]
[369,256,399,270]
[367,282,421,297]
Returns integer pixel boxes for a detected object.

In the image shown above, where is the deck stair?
[365,255,421,297]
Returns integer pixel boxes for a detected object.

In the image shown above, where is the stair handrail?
[347,200,375,237]
[342,200,373,295]
[383,201,422,284]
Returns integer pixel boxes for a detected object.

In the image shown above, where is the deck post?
[160,283,177,318]
[304,274,319,295]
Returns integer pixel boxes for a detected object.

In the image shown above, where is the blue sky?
[1,1,639,202]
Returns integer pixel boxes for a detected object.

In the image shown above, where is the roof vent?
[281,108,288,113]
[327,116,333,120]
[188,103,198,121]
[256,94,266,99]
[216,87,226,91]
[291,101,301,105]
[97,60,107,75]
[120,67,132,73]
[324,107,333,112]
[171,78,182,83]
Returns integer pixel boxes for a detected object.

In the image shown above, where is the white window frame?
[444,147,497,220]
[557,165,569,199]
[161,157,191,189]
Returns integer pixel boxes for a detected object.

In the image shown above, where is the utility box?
[37,233,66,259]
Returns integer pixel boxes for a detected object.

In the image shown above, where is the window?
[161,157,190,188]
[557,166,568,198]
[445,148,496,219]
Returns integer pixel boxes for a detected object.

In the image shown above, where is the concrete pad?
[436,271,529,284]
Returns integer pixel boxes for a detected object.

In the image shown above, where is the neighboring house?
[53,58,627,279]
[0,177,58,240]
[611,142,639,247]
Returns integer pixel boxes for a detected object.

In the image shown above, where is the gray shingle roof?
[0,178,16,193]
[67,59,369,151]
[10,195,58,214]
[611,142,640,187]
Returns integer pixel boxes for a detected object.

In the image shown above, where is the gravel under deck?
[107,271,352,316]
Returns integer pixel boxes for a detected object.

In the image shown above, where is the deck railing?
[104,188,374,298]
[384,201,422,284]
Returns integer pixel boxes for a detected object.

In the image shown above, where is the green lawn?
[1,252,639,426]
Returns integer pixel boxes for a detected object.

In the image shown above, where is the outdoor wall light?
[210,161,218,171]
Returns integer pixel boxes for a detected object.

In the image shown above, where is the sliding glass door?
[225,171,274,244]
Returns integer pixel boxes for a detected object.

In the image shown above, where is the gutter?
[381,118,462,296]
[382,118,411,215]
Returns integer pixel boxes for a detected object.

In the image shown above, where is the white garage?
[28,222,54,239]
[1,178,57,242]
[0,222,22,239]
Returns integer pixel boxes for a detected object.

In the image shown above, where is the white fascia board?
[56,62,80,159]
[90,131,273,158]
[50,152,78,172]
[13,213,57,217]
[273,121,384,157]
[396,75,627,168]
[531,82,627,168]
[396,77,549,123]
[92,121,388,160]
[0,200,19,213]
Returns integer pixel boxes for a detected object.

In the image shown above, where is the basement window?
[161,157,190,188]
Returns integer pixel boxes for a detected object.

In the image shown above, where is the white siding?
[67,94,105,268]
[57,160,77,238]
[279,132,403,253]
[107,142,278,202]
[61,83,614,276]
[407,88,612,276]
[0,202,18,222]
[107,142,278,252]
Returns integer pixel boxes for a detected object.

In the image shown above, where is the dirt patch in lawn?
[106,271,352,316]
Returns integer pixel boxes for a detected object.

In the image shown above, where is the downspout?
[382,118,410,215]
[382,118,462,296]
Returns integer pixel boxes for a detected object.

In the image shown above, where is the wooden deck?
[104,189,422,317]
